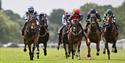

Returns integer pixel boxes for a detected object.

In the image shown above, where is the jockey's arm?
[112,15,116,22]
[86,14,90,22]
[79,15,83,21]
[62,15,67,25]
[23,12,29,21]
[96,13,101,22]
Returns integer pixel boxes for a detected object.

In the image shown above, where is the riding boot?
[58,33,62,44]
[22,22,28,35]
[78,23,84,36]
[58,25,64,44]
[113,22,118,30]
[85,22,90,32]
[45,25,48,32]
[97,23,101,32]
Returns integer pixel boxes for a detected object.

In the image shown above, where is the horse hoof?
[88,57,92,60]
[108,57,110,60]
[57,47,59,50]
[114,50,117,53]
[44,53,47,56]
[87,55,91,57]
[30,58,33,60]
[96,53,99,56]
[37,56,39,59]
[103,51,105,54]
[112,50,117,53]
[23,49,27,52]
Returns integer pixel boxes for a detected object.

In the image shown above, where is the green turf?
[0,48,125,63]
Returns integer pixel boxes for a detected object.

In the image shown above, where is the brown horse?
[85,15,101,59]
[23,14,39,60]
[57,19,71,59]
[67,19,83,60]
[102,16,118,60]
[36,13,49,59]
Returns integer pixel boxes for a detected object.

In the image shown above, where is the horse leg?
[43,42,47,56]
[64,43,69,59]
[72,45,74,59]
[32,44,36,59]
[72,44,77,59]
[77,46,81,60]
[106,42,110,60]
[77,41,81,60]
[86,38,91,59]
[112,41,117,53]
[57,33,62,50]
[96,42,100,56]
[36,44,40,59]
[24,44,27,52]
[103,42,106,54]
[28,44,33,60]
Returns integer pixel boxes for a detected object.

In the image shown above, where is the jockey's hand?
[87,19,91,22]
[97,19,101,22]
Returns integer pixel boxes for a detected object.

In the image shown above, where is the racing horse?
[36,13,49,59]
[67,19,83,60]
[85,14,101,59]
[102,16,118,60]
[57,21,70,59]
[23,14,39,60]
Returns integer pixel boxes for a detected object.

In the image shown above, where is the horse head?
[27,14,38,32]
[39,13,47,27]
[70,19,81,36]
[105,16,113,31]
[38,13,48,35]
[89,14,98,31]
[105,16,113,26]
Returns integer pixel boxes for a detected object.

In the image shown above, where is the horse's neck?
[90,24,98,32]
[105,24,113,32]
[40,26,46,35]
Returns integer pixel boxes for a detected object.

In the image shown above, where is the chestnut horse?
[102,16,118,60]
[67,19,83,60]
[85,15,101,59]
[23,14,39,60]
[36,14,49,59]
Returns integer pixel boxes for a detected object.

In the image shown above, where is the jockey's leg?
[96,22,101,32]
[22,22,28,35]
[58,25,65,44]
[78,23,84,36]
[113,22,118,30]
[85,22,90,32]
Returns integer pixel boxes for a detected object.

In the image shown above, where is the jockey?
[103,9,118,29]
[69,8,84,35]
[22,6,39,35]
[58,10,72,44]
[39,13,49,30]
[86,8,101,31]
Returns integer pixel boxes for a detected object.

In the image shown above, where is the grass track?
[0,48,125,63]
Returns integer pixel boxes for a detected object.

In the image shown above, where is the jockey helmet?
[106,9,113,16]
[90,8,96,13]
[28,6,34,13]
[73,8,80,14]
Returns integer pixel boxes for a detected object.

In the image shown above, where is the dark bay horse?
[23,14,39,60]
[57,23,69,59]
[67,19,83,60]
[85,15,101,59]
[36,13,49,59]
[102,16,118,60]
